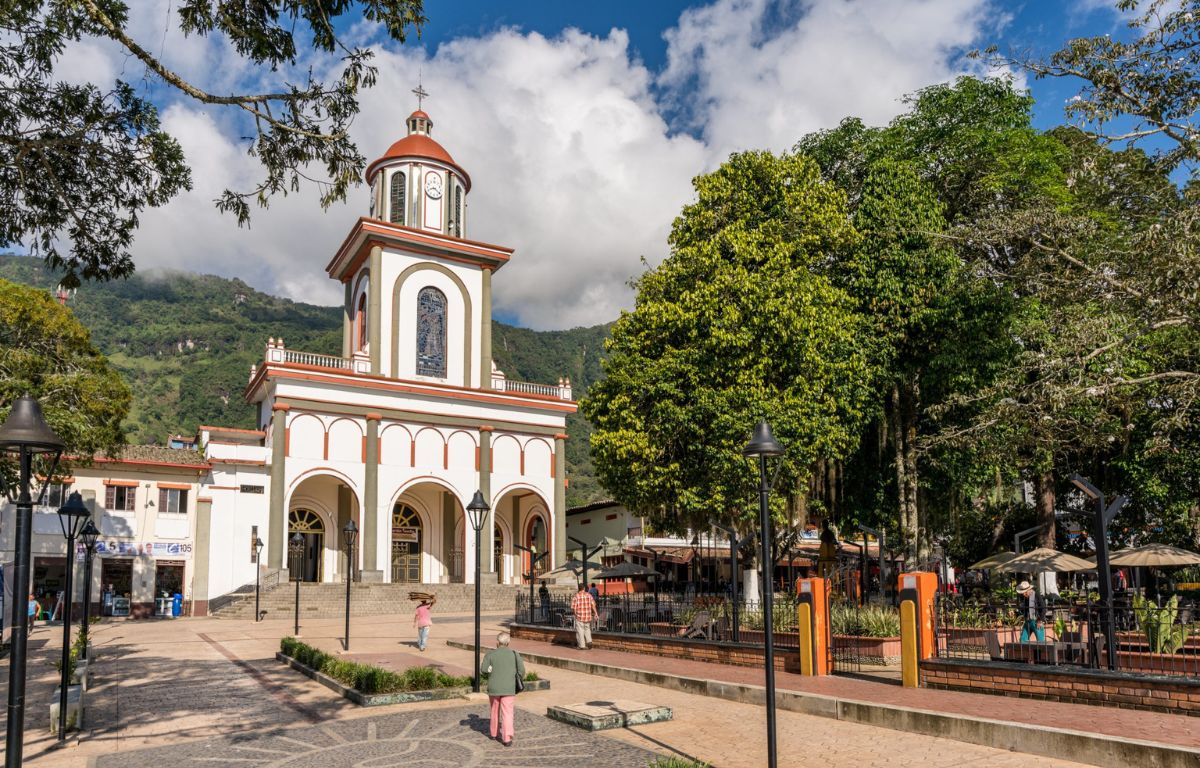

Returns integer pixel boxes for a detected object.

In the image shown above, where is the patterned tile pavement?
[92,706,656,767]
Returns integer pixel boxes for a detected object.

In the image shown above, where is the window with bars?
[389,171,406,225]
[159,488,187,514]
[105,485,136,512]
[44,483,70,508]
[415,286,447,378]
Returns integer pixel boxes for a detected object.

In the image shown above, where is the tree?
[0,279,131,484]
[583,151,874,541]
[1,0,426,287]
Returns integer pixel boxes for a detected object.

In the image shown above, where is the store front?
[100,558,134,616]
[32,557,66,620]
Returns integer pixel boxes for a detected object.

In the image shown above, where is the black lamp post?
[289,532,304,636]
[55,491,90,742]
[79,518,100,661]
[466,491,490,693]
[342,520,358,651]
[744,419,784,768]
[0,394,65,768]
[1070,474,1126,671]
[253,537,264,622]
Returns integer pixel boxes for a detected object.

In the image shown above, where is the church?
[189,104,576,611]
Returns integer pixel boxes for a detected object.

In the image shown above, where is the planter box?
[734,629,799,648]
[649,622,682,637]
[832,635,902,666]
[49,685,84,735]
[73,660,91,692]
[1118,650,1200,677]
[941,626,1021,654]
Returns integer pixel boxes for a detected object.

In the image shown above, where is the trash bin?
[172,593,182,617]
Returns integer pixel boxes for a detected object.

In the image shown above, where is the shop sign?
[392,526,419,543]
[92,541,193,559]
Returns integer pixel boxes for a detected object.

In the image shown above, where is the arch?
[389,170,406,225]
[390,502,424,583]
[380,423,414,467]
[523,437,553,478]
[491,434,522,476]
[446,429,478,471]
[413,426,445,469]
[391,262,473,386]
[525,510,549,582]
[326,417,364,463]
[386,474,464,509]
[286,465,360,496]
[415,286,448,378]
[287,413,325,460]
[493,518,507,579]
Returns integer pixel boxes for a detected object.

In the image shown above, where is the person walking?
[538,582,551,622]
[480,632,525,746]
[27,594,40,625]
[1017,580,1045,642]
[570,582,597,650]
[413,595,436,651]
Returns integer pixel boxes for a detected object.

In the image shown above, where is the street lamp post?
[744,419,784,768]
[342,520,358,651]
[1070,474,1126,671]
[289,532,304,637]
[466,491,490,693]
[79,519,99,661]
[253,537,264,622]
[0,395,65,768]
[55,492,90,742]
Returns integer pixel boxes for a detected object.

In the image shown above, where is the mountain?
[0,254,613,506]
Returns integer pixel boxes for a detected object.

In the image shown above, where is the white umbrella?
[994,547,1094,574]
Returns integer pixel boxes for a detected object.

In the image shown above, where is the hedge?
[280,637,472,694]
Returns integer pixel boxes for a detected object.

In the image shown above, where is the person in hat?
[1017,580,1045,642]
[413,594,436,651]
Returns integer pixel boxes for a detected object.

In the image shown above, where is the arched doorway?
[289,508,324,582]
[493,523,505,580]
[391,503,423,583]
[526,514,548,582]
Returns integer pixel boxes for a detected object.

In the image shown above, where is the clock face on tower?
[424,173,443,199]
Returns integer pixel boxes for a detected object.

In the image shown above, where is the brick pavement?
[486,633,1200,749]
[0,614,1091,768]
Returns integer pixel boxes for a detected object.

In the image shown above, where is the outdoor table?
[1005,641,1087,666]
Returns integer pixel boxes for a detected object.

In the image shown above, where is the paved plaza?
[0,612,1096,767]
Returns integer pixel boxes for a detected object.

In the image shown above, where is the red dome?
[366,124,471,190]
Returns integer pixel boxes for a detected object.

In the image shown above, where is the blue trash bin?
[172,593,182,617]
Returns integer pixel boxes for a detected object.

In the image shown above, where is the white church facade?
[190,108,575,612]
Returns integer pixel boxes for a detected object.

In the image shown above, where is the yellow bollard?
[900,599,918,688]
[798,602,813,676]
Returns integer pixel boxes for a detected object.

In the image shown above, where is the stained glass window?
[453,184,463,237]
[389,171,406,225]
[416,287,447,378]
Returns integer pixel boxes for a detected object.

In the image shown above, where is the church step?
[209,582,536,618]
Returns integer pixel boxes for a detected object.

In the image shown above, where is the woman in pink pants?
[480,632,525,746]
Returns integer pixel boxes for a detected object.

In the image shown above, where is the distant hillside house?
[179,107,575,612]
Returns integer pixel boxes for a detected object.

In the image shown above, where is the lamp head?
[343,519,359,548]
[1069,473,1101,501]
[289,531,304,551]
[743,420,784,458]
[80,518,100,551]
[254,537,264,560]
[0,395,66,454]
[57,491,91,540]
[466,489,490,533]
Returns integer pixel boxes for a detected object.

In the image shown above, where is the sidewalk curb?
[446,640,1200,768]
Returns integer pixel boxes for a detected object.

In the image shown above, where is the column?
[267,403,289,569]
[442,492,456,583]
[511,495,521,582]
[337,486,352,581]
[342,280,353,357]
[362,413,382,581]
[554,433,567,568]
[478,427,496,583]
[192,497,213,615]
[480,267,493,389]
[367,245,383,374]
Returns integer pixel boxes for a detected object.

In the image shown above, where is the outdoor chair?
[682,611,712,640]
[985,630,1004,661]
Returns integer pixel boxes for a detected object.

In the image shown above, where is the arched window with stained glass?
[389,171,406,225]
[415,286,447,378]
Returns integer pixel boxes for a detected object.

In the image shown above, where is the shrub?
[279,637,470,694]
[829,604,901,638]
[648,758,711,768]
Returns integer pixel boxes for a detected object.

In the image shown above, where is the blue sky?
[61,0,1142,329]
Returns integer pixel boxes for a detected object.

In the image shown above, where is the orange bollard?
[796,577,830,675]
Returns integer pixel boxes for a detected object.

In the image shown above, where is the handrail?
[281,349,352,370]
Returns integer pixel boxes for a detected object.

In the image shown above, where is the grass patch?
[648,758,711,768]
[280,637,470,694]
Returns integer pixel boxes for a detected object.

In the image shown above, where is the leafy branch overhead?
[0,0,426,287]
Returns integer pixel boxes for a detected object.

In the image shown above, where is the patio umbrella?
[596,561,659,579]
[994,547,1094,574]
[537,557,603,580]
[968,551,1018,571]
[1108,543,1200,568]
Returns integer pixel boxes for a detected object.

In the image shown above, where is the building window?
[356,292,368,351]
[158,488,188,514]
[44,483,70,508]
[415,286,447,378]
[389,171,406,225]
[449,183,463,237]
[105,485,135,512]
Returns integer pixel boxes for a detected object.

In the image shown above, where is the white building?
[191,107,575,613]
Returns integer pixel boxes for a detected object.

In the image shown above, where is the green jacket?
[480,647,526,696]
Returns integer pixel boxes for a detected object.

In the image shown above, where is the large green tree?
[1,0,425,287]
[0,279,131,483]
[583,151,874,541]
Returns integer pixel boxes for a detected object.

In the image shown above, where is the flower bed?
[831,635,902,666]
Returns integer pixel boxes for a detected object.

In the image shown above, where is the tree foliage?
[1,0,425,287]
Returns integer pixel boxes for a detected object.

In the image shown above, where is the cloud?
[57,0,1005,329]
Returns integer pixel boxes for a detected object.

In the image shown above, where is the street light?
[342,520,358,651]
[0,394,65,768]
[79,519,99,661]
[253,537,265,622]
[289,532,304,637]
[466,490,490,693]
[55,491,90,742]
[744,419,784,768]
[1070,473,1126,671]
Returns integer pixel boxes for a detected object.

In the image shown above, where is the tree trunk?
[891,381,920,561]
[1036,470,1056,550]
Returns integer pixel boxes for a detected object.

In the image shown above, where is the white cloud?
[59,0,1006,329]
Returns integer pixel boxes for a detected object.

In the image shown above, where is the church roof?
[366,111,472,191]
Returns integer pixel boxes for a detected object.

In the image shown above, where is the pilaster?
[480,267,493,389]
[554,433,567,569]
[479,426,496,583]
[362,413,382,581]
[342,280,353,357]
[267,403,290,569]
[192,497,213,615]
[368,245,383,374]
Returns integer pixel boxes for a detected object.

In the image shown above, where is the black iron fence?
[934,593,1200,678]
